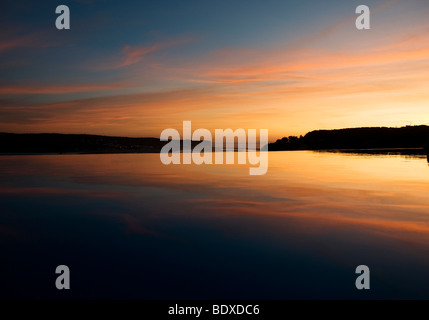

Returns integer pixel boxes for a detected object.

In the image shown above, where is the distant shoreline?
[316,147,426,154]
[0,147,426,157]
[268,125,429,153]
[1,125,429,156]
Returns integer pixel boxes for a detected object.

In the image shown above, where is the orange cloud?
[190,29,429,85]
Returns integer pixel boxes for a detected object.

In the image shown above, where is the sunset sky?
[1,0,428,141]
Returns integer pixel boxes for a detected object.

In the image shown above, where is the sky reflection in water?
[0,151,429,299]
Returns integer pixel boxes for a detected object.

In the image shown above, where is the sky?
[0,0,429,141]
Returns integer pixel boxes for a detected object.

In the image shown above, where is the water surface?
[1,151,429,299]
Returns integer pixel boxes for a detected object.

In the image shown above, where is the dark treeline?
[0,133,166,154]
[269,125,429,151]
[2,125,429,154]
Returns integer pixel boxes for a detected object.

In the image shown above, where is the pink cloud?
[0,29,56,53]
[91,35,196,70]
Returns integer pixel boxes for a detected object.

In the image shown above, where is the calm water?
[1,151,429,299]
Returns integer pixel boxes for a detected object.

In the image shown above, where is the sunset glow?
[1,0,428,140]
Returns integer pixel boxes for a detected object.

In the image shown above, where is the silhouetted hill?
[2,126,429,155]
[0,133,166,154]
[269,125,429,152]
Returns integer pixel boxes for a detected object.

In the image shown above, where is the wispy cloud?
[0,82,126,95]
[91,36,196,70]
[183,24,429,85]
[0,29,56,53]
